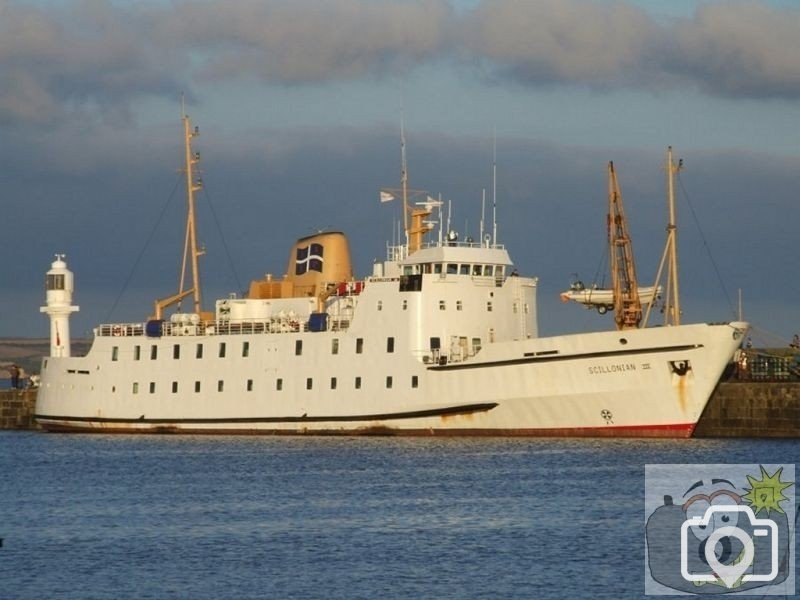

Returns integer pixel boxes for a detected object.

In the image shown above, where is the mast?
[152,111,205,320]
[665,146,681,325]
[492,130,497,245]
[644,147,682,327]
[400,117,409,249]
[608,161,642,330]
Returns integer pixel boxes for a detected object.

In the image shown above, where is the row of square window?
[112,337,395,361]
[128,375,419,394]
[375,299,496,311]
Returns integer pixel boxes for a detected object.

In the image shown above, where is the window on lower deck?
[111,346,119,361]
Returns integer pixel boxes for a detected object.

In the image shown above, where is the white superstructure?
[35,119,748,437]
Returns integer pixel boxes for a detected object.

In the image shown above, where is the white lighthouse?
[40,254,80,357]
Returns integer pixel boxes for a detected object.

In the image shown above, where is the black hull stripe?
[428,344,702,371]
[35,402,498,425]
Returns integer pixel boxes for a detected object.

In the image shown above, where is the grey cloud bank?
[3,0,800,127]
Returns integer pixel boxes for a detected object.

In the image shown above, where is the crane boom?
[608,161,642,330]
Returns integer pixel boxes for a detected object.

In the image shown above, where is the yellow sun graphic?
[742,465,793,516]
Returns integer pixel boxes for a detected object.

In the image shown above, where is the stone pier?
[693,381,800,438]
[0,390,40,430]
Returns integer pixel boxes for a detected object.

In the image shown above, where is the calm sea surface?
[0,433,797,599]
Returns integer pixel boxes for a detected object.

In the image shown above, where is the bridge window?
[434,263,443,274]
[446,263,457,274]
[472,264,482,276]
[460,264,470,275]
[484,265,494,276]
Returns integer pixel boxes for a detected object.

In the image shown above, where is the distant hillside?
[0,339,91,377]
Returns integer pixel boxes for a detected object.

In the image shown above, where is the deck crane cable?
[104,173,183,323]
[199,183,244,295]
[676,173,736,319]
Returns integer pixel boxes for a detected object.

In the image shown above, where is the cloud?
[459,0,656,87]
[4,0,800,127]
[457,0,800,99]
[0,0,183,126]
[667,2,800,98]
[161,0,452,83]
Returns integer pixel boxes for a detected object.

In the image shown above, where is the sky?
[1,0,799,344]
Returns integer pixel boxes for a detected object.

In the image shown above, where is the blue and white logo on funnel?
[296,243,324,275]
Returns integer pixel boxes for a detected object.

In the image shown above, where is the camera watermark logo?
[645,464,795,595]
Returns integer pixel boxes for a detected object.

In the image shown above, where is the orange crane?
[607,161,642,330]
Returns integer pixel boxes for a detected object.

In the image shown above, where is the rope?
[676,173,736,319]
[199,184,244,294]
[103,174,183,322]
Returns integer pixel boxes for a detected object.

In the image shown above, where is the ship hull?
[35,321,746,438]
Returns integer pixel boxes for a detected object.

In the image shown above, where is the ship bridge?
[398,241,513,280]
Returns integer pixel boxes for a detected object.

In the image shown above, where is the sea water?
[0,433,797,599]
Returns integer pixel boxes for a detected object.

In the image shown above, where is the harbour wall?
[0,390,40,430]
[1,384,798,436]
[693,382,800,438]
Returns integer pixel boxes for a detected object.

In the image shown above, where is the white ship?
[35,118,747,437]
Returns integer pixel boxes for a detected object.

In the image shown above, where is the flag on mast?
[380,191,395,203]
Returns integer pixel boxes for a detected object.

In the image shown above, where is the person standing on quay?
[7,364,20,389]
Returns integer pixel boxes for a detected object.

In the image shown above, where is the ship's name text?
[588,363,636,375]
